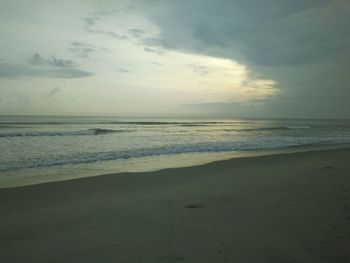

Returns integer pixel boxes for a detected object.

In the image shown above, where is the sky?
[0,0,349,118]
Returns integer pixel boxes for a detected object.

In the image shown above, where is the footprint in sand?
[323,166,338,169]
[185,203,205,209]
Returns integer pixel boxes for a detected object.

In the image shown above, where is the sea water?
[1,116,350,187]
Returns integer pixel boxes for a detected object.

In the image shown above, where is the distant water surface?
[1,116,350,187]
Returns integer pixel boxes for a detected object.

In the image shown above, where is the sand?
[1,148,350,263]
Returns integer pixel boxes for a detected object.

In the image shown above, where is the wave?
[240,126,311,131]
[2,137,349,171]
[179,124,210,127]
[0,128,129,137]
[0,125,313,138]
[92,128,128,135]
[193,126,311,132]
[0,121,228,126]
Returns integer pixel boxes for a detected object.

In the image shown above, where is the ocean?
[1,116,350,187]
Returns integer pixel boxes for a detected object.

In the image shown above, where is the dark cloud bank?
[140,0,349,66]
[138,0,350,118]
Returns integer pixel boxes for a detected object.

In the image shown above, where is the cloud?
[143,47,164,55]
[29,53,74,68]
[121,0,350,118]
[139,0,350,66]
[187,64,210,76]
[48,68,92,78]
[0,52,92,79]
[0,63,37,78]
[85,27,129,40]
[143,37,170,48]
[81,14,129,40]
[47,87,62,97]
[27,52,92,78]
[105,31,128,40]
[128,28,144,38]
[83,16,96,26]
[69,42,96,58]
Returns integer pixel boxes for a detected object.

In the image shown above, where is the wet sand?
[1,148,350,262]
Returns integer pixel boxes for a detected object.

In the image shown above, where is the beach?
[1,148,350,263]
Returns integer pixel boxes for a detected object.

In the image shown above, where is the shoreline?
[1,142,350,189]
[1,147,350,262]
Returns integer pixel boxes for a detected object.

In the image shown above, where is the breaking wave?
[0,128,129,137]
